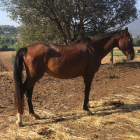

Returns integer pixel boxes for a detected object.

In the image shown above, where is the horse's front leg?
[83,74,94,115]
[26,86,40,120]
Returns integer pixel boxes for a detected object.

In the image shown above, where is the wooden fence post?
[110,49,113,64]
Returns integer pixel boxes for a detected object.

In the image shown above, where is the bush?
[133,39,140,46]
[13,41,24,52]
[1,44,8,50]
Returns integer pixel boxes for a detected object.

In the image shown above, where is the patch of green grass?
[135,53,140,57]
[107,51,124,57]
[113,51,124,56]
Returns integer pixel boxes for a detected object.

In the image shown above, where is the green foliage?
[133,36,140,46]
[0,25,19,51]
[0,25,20,36]
[0,36,17,51]
[19,23,63,46]
[12,41,24,51]
[1,0,139,46]
[1,44,8,50]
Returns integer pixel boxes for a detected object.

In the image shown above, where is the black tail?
[14,47,27,114]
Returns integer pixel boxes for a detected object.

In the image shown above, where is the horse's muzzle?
[127,54,135,61]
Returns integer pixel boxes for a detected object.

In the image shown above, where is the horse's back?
[46,43,89,78]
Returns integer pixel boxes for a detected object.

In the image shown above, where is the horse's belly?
[46,55,87,79]
[46,65,85,79]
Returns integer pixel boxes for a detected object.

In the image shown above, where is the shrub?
[1,44,8,50]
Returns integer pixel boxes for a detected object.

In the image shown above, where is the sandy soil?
[0,51,140,139]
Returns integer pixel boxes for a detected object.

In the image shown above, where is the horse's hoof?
[87,110,92,116]
[87,103,90,108]
[31,113,40,120]
[16,120,22,127]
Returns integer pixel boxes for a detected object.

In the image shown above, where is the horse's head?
[118,27,135,61]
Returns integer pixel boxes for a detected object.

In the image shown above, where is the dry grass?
[1,85,140,140]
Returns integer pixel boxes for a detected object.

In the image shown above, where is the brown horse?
[14,27,134,126]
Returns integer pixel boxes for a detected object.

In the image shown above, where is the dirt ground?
[1,51,140,139]
[0,51,15,71]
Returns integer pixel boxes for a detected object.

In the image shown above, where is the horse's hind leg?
[16,73,44,126]
[26,86,40,119]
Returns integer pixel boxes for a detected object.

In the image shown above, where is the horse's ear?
[124,27,128,33]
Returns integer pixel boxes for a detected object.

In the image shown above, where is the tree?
[0,36,17,50]
[18,20,64,46]
[1,0,139,45]
[0,25,20,35]
[134,39,140,46]
[1,44,8,50]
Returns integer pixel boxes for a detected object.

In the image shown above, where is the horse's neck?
[92,35,119,60]
[101,37,118,59]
